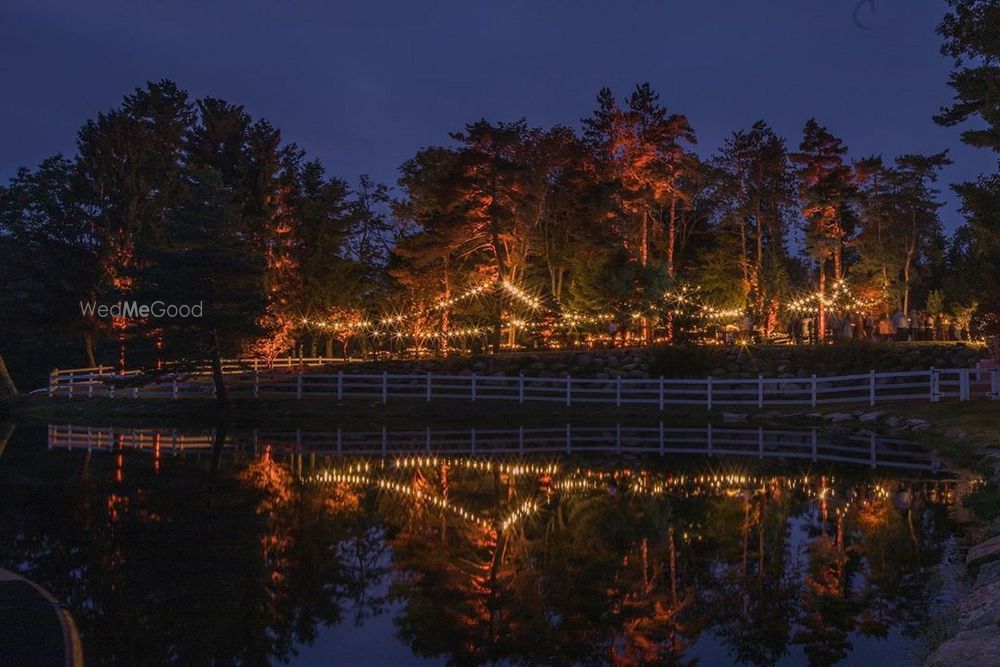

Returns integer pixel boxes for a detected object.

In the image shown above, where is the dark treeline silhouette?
[0,0,996,391]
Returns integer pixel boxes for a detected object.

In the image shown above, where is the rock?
[886,416,902,428]
[959,578,1000,630]
[974,560,1000,590]
[723,412,748,423]
[926,626,1000,667]
[907,418,930,429]
[806,413,824,420]
[968,536,1000,565]
[824,412,853,423]
[859,411,882,423]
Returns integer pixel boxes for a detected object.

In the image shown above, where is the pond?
[0,421,965,666]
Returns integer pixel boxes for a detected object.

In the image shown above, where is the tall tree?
[935,0,1000,332]
[714,121,797,332]
[793,120,856,341]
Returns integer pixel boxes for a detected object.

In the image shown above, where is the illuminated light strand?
[500,280,545,311]
[499,497,542,532]
[392,456,558,477]
[311,469,491,528]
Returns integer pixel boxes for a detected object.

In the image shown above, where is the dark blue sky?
[1,0,993,232]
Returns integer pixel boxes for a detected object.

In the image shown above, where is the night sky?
[2,0,994,232]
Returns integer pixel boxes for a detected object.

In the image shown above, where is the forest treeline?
[0,0,996,390]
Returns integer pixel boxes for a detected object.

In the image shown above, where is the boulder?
[723,413,748,423]
[968,536,1000,565]
[959,578,1000,630]
[859,411,882,423]
[926,626,1000,667]
[824,412,854,423]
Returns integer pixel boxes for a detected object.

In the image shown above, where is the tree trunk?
[903,236,916,317]
[0,421,15,458]
[83,330,97,368]
[493,286,503,353]
[209,329,229,412]
[817,263,826,345]
[209,420,229,479]
[667,196,677,280]
[325,336,334,358]
[0,353,17,402]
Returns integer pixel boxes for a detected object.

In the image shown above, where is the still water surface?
[0,422,963,666]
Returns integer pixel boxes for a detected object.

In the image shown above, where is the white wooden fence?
[47,362,999,408]
[47,423,940,472]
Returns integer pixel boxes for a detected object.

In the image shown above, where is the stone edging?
[926,451,1000,666]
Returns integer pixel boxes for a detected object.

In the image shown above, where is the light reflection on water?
[0,423,964,666]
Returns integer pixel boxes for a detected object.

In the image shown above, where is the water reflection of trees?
[0,430,956,666]
[351,462,955,667]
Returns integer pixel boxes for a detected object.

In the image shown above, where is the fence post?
[810,374,817,408]
[471,373,477,402]
[426,372,432,402]
[616,376,621,407]
[659,376,664,411]
[337,371,343,401]
[706,377,712,411]
[929,367,938,403]
[658,420,664,455]
[565,374,571,407]
[869,370,876,406]
[757,374,764,408]
[518,372,524,404]
[132,384,138,399]
[88,373,94,399]
[381,372,388,404]
[991,368,999,400]
[296,371,303,400]
[68,376,73,399]
[252,371,258,399]
[173,376,179,400]
[960,368,970,401]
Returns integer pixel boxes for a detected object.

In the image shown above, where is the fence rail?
[47,423,940,472]
[47,362,1000,408]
